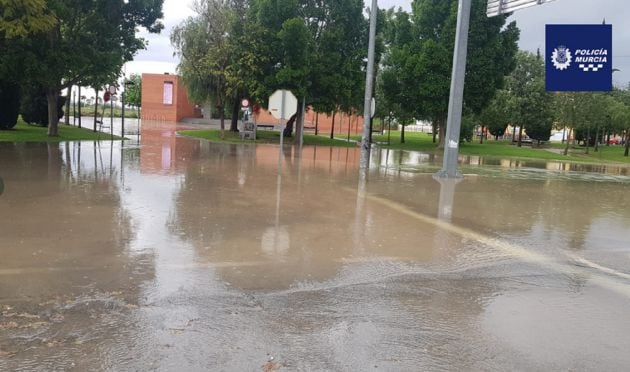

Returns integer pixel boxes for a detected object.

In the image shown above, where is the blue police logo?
[551,46,572,70]
[546,24,612,92]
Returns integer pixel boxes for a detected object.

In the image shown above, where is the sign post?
[269,89,298,164]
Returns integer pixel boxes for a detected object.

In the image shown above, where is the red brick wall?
[141,73,200,122]
[255,107,364,136]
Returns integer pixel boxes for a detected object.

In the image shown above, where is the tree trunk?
[585,126,591,155]
[347,112,352,141]
[219,105,225,139]
[46,89,60,137]
[594,125,600,152]
[329,111,336,140]
[401,123,405,144]
[564,128,572,156]
[77,86,82,129]
[480,125,485,144]
[93,88,99,132]
[606,130,611,146]
[624,130,629,157]
[315,112,319,136]
[495,134,498,141]
[230,93,239,132]
[432,121,437,143]
[283,113,297,138]
[517,126,524,147]
[64,86,71,125]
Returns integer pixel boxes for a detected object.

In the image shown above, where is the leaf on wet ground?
[262,361,280,371]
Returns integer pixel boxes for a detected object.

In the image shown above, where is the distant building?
[141,73,201,122]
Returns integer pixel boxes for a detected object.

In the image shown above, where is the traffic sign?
[487,0,556,17]
[268,90,297,120]
[241,98,249,108]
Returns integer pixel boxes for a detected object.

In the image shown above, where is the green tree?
[124,73,142,109]
[0,0,56,38]
[394,0,519,148]
[172,0,241,136]
[16,0,164,137]
[479,90,511,140]
[507,51,553,146]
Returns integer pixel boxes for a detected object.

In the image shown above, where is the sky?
[127,0,630,87]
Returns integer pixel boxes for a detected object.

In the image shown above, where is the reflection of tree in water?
[173,145,437,290]
[0,142,145,301]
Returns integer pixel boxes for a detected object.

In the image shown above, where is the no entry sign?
[546,24,613,92]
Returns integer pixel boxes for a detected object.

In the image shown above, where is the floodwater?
[1,122,630,371]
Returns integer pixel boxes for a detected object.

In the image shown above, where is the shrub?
[0,82,21,130]
[20,86,65,127]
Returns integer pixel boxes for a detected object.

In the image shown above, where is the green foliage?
[124,73,142,108]
[20,85,65,126]
[479,90,510,138]
[7,0,164,136]
[378,0,519,146]
[0,0,56,38]
[460,115,475,142]
[0,81,20,129]
[507,51,553,143]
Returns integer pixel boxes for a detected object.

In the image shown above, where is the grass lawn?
[0,120,123,142]
[178,129,358,148]
[178,128,630,164]
[360,131,630,164]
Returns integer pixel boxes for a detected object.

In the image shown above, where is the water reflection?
[1,130,630,370]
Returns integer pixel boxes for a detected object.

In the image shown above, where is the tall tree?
[479,90,511,140]
[15,0,164,137]
[389,0,519,148]
[506,51,553,146]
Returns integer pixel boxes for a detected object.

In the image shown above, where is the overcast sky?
[127,0,630,87]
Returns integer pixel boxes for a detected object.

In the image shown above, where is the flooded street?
[1,122,630,371]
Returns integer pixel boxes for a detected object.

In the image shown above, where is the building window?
[163,81,173,105]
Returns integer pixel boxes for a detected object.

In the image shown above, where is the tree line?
[0,0,164,134]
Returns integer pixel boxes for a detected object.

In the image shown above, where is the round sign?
[108,85,117,94]
[241,99,250,108]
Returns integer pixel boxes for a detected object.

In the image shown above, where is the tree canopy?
[1,0,164,136]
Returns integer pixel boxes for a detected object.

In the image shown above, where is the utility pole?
[360,0,378,168]
[434,0,472,179]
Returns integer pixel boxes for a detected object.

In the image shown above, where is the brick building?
[140,72,364,136]
[141,73,201,122]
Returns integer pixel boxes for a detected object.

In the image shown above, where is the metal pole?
[299,96,306,148]
[121,89,125,138]
[110,98,114,140]
[77,86,82,128]
[72,90,76,126]
[93,88,99,132]
[279,90,285,167]
[360,0,378,159]
[435,0,472,179]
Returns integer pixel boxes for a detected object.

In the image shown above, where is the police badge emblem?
[552,46,572,70]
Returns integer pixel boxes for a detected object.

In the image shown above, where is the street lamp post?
[360,0,378,170]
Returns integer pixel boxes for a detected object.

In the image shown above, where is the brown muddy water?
[1,123,630,371]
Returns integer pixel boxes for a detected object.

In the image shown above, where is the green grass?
[179,128,630,164]
[365,131,630,164]
[178,129,358,148]
[0,120,123,142]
